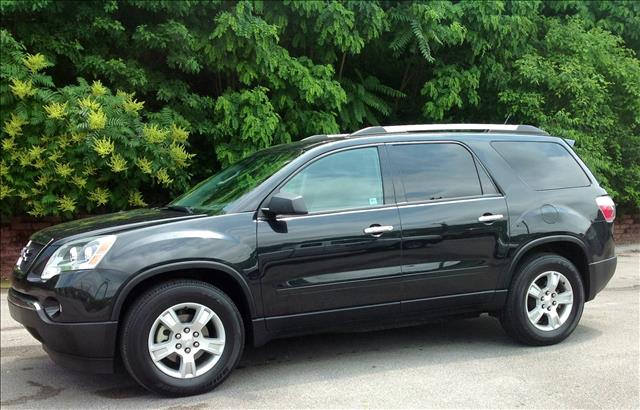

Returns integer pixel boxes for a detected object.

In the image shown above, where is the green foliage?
[0,0,639,211]
[339,70,406,130]
[500,18,640,206]
[388,1,465,62]
[0,30,194,218]
[212,86,281,165]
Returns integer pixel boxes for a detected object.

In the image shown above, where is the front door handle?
[364,225,394,236]
[478,214,504,223]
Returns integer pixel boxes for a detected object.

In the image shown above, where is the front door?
[257,146,403,332]
[387,142,510,313]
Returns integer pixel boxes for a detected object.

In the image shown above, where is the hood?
[31,208,208,244]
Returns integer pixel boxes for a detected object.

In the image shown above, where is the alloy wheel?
[525,271,574,331]
[147,302,226,379]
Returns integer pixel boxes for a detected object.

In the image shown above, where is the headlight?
[42,235,116,280]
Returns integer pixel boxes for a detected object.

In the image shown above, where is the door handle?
[478,214,504,223]
[364,225,394,235]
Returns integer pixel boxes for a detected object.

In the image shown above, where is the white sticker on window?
[369,197,378,205]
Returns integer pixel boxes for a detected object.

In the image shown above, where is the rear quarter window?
[492,141,590,190]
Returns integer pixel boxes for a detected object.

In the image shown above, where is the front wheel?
[500,254,585,346]
[120,280,244,396]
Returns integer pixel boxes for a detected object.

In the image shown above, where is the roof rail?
[301,133,348,142]
[351,124,549,136]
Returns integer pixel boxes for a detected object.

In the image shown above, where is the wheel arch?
[505,235,591,297]
[111,261,257,326]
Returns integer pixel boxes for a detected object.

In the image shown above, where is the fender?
[110,260,256,321]
[501,234,590,289]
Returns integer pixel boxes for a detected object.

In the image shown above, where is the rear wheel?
[500,254,585,346]
[120,280,244,396]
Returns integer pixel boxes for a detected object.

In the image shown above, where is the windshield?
[170,144,304,212]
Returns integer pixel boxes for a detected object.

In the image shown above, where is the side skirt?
[250,290,508,346]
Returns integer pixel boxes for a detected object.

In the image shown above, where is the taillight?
[596,195,616,223]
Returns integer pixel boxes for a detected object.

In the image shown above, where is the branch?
[338,52,346,81]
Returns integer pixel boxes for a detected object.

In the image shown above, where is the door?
[257,146,403,331]
[387,142,510,313]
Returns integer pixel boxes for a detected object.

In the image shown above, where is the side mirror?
[263,192,308,216]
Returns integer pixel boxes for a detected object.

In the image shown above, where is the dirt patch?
[0,380,64,406]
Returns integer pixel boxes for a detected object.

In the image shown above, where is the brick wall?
[614,213,640,244]
[1,213,639,280]
[1,216,60,279]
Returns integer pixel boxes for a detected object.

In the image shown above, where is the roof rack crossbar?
[352,124,549,136]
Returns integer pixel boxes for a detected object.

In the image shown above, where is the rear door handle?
[364,225,394,235]
[478,214,504,223]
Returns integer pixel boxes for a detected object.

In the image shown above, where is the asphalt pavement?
[1,245,638,409]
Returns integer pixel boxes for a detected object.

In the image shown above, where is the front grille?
[16,241,45,273]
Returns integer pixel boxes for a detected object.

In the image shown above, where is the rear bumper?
[586,256,617,301]
[8,288,117,373]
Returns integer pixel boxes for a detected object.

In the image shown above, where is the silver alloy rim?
[147,302,226,379]
[526,271,574,331]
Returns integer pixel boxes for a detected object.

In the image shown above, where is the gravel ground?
[1,245,638,409]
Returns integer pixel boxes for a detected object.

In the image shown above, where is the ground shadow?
[1,314,603,406]
[89,315,601,399]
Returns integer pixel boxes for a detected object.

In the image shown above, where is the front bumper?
[586,256,617,301]
[8,288,118,373]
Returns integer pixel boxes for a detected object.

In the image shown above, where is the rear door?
[387,142,510,313]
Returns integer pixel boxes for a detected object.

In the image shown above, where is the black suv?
[9,124,617,396]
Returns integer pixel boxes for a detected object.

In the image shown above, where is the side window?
[390,143,482,202]
[477,164,500,195]
[492,141,590,190]
[281,147,384,213]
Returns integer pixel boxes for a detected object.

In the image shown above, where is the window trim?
[396,195,502,210]
[386,140,504,205]
[491,140,592,191]
[258,144,395,219]
[275,195,503,221]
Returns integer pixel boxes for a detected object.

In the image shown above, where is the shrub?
[0,30,194,218]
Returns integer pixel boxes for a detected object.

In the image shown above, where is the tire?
[500,253,585,346]
[120,280,244,396]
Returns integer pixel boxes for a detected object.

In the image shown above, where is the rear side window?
[389,143,482,202]
[492,141,590,190]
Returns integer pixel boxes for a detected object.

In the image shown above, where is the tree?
[500,18,640,206]
[1,1,638,213]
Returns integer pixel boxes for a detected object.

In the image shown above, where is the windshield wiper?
[164,205,194,214]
